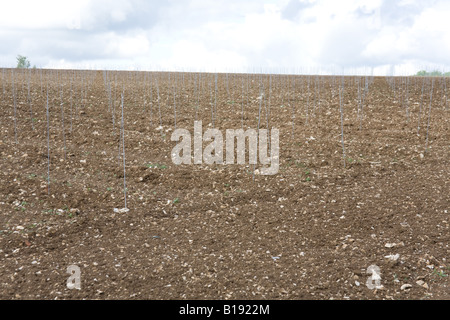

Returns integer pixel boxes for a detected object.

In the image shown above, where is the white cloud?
[104,31,151,58]
[0,0,449,74]
[159,40,247,72]
[0,0,89,29]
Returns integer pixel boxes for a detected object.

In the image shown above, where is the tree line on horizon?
[12,54,450,78]
[415,70,450,77]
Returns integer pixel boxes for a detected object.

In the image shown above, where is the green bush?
[416,70,450,77]
[16,55,31,69]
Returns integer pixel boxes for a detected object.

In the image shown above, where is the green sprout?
[147,163,167,169]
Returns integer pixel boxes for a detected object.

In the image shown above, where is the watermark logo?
[366,264,382,289]
[67,265,81,290]
[170,121,279,175]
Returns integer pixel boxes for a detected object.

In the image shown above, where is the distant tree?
[415,70,447,77]
[430,70,443,77]
[16,55,31,69]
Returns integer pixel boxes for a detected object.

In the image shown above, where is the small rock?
[401,284,412,291]
[70,208,80,215]
[400,222,409,228]
[416,280,429,289]
[385,254,400,261]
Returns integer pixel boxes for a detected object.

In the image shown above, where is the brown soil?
[0,70,449,300]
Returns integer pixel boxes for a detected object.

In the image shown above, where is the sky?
[0,0,449,75]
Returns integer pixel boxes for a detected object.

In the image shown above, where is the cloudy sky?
[0,0,449,75]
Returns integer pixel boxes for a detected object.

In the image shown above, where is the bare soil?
[0,70,449,300]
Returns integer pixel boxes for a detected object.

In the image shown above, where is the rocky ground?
[0,70,448,299]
